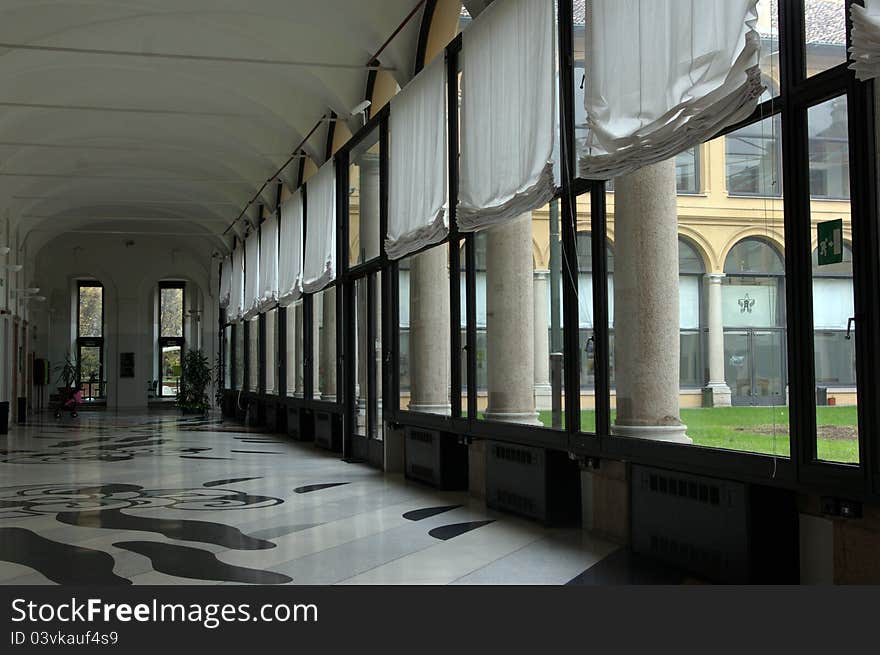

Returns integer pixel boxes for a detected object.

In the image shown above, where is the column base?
[534,383,552,411]
[407,403,451,416]
[484,410,542,426]
[612,423,692,444]
[702,384,732,408]
[321,394,336,404]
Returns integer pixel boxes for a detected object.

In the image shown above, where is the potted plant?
[53,355,77,395]
[176,349,212,415]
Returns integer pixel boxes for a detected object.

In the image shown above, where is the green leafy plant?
[213,358,225,409]
[53,354,78,390]
[176,349,212,414]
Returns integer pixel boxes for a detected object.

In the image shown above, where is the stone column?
[294,302,304,398]
[320,286,337,402]
[485,213,539,424]
[409,245,451,414]
[704,274,732,407]
[312,292,322,399]
[533,269,552,410]
[612,160,690,443]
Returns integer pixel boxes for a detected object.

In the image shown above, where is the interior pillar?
[320,287,337,403]
[612,160,691,443]
[408,245,451,414]
[485,213,539,425]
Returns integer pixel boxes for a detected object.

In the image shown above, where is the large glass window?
[726,114,783,197]
[158,282,184,398]
[284,303,302,397]
[809,95,858,464]
[76,281,105,402]
[804,0,847,78]
[223,325,232,390]
[315,288,337,401]
[349,129,382,267]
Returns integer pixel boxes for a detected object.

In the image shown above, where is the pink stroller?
[54,389,82,419]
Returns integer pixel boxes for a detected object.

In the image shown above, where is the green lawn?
[538,405,859,464]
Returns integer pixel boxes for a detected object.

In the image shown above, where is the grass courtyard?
[538,405,859,464]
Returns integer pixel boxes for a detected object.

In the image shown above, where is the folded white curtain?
[387,57,448,259]
[302,160,337,293]
[278,189,304,306]
[850,0,880,81]
[457,0,557,232]
[580,0,763,180]
[229,246,244,323]
[219,254,231,308]
[243,230,260,320]
[257,210,279,312]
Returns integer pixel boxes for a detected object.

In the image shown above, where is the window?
[808,95,850,200]
[679,239,705,389]
[265,309,277,395]
[726,115,783,197]
[349,128,382,267]
[158,282,184,398]
[804,0,847,78]
[77,281,105,402]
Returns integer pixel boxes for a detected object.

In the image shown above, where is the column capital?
[533,269,550,280]
[706,273,726,283]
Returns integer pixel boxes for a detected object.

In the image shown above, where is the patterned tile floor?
[0,411,672,585]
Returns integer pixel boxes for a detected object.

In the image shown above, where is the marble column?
[409,245,451,414]
[320,287,337,403]
[485,213,539,425]
[533,269,552,410]
[294,302,304,398]
[312,292,322,399]
[704,274,732,407]
[612,160,691,443]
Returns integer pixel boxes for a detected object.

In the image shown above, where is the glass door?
[724,330,786,406]
[349,272,383,461]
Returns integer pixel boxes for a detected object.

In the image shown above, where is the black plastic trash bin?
[17,397,27,424]
[0,401,8,434]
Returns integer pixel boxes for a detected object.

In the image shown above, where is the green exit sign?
[817,219,844,266]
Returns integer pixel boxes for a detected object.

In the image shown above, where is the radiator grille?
[648,472,721,506]
[493,445,533,466]
[409,464,434,482]
[409,430,435,445]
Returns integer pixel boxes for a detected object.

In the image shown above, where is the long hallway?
[0,412,650,586]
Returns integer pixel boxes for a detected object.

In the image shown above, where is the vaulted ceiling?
[0,0,436,253]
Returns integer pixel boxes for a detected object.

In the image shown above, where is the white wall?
[29,232,218,411]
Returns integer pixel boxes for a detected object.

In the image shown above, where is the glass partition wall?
[219,0,880,500]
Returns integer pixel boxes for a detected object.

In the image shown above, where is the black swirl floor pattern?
[0,411,627,585]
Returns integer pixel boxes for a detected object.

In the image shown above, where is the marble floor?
[0,411,675,585]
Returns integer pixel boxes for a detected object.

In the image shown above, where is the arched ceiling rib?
[0,0,425,250]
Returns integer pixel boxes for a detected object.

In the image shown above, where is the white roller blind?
[457,0,557,232]
[219,254,231,308]
[302,161,337,293]
[850,0,880,81]
[580,0,762,179]
[258,211,279,312]
[243,230,260,320]
[229,246,244,323]
[278,189,304,306]
[387,58,448,259]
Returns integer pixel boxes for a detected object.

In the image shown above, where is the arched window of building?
[812,244,855,387]
[76,280,105,403]
[679,238,705,389]
[722,238,787,405]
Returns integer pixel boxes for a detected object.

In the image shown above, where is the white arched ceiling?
[0,0,424,251]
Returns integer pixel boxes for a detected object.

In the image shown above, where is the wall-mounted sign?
[817,219,844,266]
[120,352,135,378]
